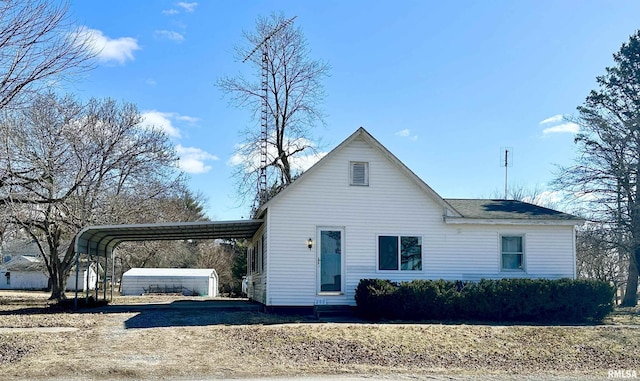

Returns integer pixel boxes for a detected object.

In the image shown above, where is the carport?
[73,219,263,308]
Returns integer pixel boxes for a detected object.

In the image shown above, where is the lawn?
[0,291,638,380]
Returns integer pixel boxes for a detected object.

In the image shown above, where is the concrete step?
[314,305,355,319]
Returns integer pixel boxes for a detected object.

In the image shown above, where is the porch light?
[307,238,313,250]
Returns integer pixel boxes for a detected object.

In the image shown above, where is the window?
[248,246,255,274]
[4,271,9,286]
[350,161,368,186]
[501,235,524,271]
[378,235,422,271]
[261,234,266,272]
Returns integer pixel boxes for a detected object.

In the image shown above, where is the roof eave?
[444,217,585,226]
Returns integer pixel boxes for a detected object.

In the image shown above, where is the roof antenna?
[501,147,513,199]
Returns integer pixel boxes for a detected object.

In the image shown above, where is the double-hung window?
[501,235,524,271]
[378,235,422,271]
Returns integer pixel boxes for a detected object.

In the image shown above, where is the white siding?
[65,270,97,292]
[0,270,48,290]
[263,136,577,307]
[0,269,96,291]
[121,268,217,296]
[247,225,268,303]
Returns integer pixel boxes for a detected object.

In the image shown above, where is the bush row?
[354,278,615,323]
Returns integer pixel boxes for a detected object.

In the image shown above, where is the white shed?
[121,268,218,297]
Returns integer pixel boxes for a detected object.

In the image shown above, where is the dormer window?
[350,161,369,186]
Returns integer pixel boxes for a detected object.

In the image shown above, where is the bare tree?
[195,241,235,293]
[0,0,94,109]
[489,183,560,210]
[554,30,640,306]
[217,13,329,205]
[113,190,210,278]
[0,93,183,300]
[576,223,628,303]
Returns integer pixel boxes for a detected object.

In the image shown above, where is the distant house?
[245,127,583,309]
[0,254,97,292]
[1,239,39,264]
[121,268,219,297]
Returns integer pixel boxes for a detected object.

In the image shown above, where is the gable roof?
[256,127,583,226]
[258,127,460,217]
[444,199,583,225]
[1,255,44,271]
[123,268,217,278]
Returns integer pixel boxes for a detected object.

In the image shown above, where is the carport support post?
[86,250,92,304]
[74,249,80,309]
[110,250,116,301]
[103,249,108,301]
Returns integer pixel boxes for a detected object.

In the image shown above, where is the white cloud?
[542,122,579,135]
[176,145,218,174]
[177,115,199,123]
[540,114,564,125]
[162,8,179,15]
[522,190,563,206]
[76,27,139,64]
[228,136,326,174]
[154,30,184,43]
[395,128,418,141]
[145,78,157,86]
[141,111,183,138]
[291,152,327,172]
[177,2,198,12]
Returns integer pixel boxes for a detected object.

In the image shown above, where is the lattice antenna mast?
[243,16,297,209]
[501,147,513,199]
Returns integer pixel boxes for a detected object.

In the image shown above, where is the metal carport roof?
[72,219,263,307]
[75,219,263,258]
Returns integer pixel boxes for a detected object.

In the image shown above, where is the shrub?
[354,278,399,320]
[354,278,615,323]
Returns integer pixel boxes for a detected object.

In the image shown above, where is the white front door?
[317,228,344,294]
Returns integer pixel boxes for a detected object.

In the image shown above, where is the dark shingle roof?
[444,199,582,221]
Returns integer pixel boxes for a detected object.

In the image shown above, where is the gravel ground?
[0,291,638,380]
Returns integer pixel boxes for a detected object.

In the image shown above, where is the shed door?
[317,228,343,293]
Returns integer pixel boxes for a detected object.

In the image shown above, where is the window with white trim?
[256,236,262,274]
[261,234,266,273]
[501,235,524,271]
[248,246,255,274]
[378,235,422,271]
[350,161,369,186]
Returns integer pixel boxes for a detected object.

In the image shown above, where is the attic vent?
[350,161,368,186]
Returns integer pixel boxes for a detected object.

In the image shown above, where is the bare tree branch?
[217,13,329,209]
[0,1,95,110]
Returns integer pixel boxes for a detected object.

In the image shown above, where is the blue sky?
[68,1,640,220]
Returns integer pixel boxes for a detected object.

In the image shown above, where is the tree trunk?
[48,264,68,301]
[621,259,639,307]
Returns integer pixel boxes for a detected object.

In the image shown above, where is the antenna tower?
[501,147,513,199]
[243,16,297,209]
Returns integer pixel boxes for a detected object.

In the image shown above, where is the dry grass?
[0,291,638,380]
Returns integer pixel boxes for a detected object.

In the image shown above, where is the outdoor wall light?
[307,238,313,250]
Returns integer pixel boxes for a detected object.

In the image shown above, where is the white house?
[0,255,98,292]
[245,127,583,310]
[121,268,219,297]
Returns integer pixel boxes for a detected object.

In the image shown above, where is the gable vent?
[350,161,368,186]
